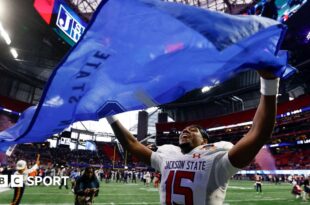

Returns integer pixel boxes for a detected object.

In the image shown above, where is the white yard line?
[228,186,252,190]
[226,198,287,202]
[0,188,10,193]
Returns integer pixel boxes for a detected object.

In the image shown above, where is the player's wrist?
[106,116,118,124]
[260,77,280,96]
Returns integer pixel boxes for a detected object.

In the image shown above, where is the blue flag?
[0,0,295,149]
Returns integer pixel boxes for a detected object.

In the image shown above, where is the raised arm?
[228,71,278,168]
[107,116,152,164]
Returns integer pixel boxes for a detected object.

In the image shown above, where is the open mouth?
[180,134,190,142]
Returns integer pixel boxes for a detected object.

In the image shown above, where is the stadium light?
[0,22,11,45]
[231,96,245,110]
[202,79,219,93]
[207,121,253,131]
[306,31,310,41]
[201,86,212,93]
[0,106,21,116]
[10,48,18,59]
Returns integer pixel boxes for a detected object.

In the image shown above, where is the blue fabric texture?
[0,0,295,150]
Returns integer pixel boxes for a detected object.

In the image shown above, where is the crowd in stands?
[156,110,310,171]
[1,110,309,173]
[8,110,306,172]
[5,142,122,165]
[0,111,310,205]
[2,144,147,172]
[0,162,160,188]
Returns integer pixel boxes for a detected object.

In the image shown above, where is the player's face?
[179,126,204,148]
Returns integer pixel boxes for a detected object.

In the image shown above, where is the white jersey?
[14,164,39,183]
[151,141,239,205]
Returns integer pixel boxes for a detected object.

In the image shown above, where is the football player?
[106,71,278,204]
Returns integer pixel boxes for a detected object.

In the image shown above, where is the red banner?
[0,95,32,112]
[156,95,310,132]
[34,0,55,24]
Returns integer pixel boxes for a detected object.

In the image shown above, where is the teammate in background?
[70,169,80,192]
[142,171,147,185]
[10,154,40,205]
[74,167,100,205]
[59,165,69,189]
[144,171,151,187]
[292,180,302,199]
[104,169,111,183]
[115,170,121,183]
[98,168,104,182]
[255,174,263,193]
[106,70,278,205]
[303,176,310,201]
[153,172,161,188]
[131,169,137,183]
[274,175,280,185]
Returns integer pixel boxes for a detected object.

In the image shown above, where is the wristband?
[260,77,280,96]
[106,116,118,124]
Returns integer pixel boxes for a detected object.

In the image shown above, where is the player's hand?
[257,70,277,79]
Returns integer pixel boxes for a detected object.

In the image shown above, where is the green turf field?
[0,180,307,204]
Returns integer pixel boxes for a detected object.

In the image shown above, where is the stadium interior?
[0,0,310,204]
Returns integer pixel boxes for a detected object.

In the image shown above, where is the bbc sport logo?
[0,175,69,187]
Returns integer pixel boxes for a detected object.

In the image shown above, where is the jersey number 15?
[165,170,195,205]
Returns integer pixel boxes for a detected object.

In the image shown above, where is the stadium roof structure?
[0,0,70,103]
[67,0,254,19]
[159,1,310,122]
[0,0,309,124]
[127,108,175,135]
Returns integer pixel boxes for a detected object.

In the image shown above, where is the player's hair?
[82,166,96,180]
[84,166,94,174]
[189,124,210,142]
